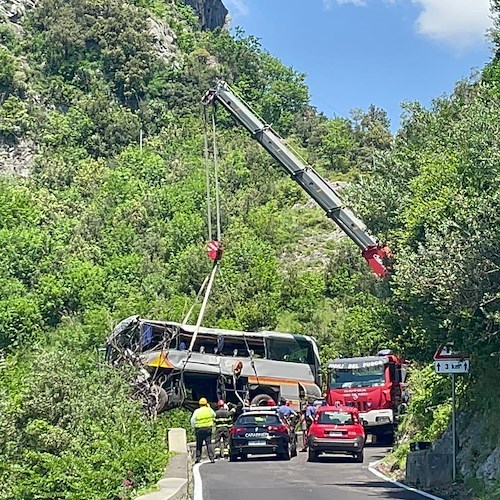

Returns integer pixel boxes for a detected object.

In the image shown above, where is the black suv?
[229,410,297,461]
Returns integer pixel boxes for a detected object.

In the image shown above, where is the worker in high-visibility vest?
[214,399,234,459]
[190,397,216,463]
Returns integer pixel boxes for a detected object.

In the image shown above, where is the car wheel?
[278,446,291,461]
[354,451,364,463]
[308,449,318,462]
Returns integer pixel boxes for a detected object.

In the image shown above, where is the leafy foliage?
[2,0,499,495]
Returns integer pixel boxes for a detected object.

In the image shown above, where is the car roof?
[237,411,278,418]
[316,405,359,414]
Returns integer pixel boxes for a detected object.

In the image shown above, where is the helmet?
[279,397,286,405]
[217,399,225,408]
[199,397,208,406]
[267,398,276,406]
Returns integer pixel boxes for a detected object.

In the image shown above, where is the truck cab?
[326,350,407,442]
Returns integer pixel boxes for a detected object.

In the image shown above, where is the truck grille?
[354,401,367,412]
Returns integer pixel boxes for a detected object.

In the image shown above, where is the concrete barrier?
[405,450,453,489]
[168,428,188,453]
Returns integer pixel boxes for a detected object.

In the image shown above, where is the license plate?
[248,440,266,446]
[328,431,343,436]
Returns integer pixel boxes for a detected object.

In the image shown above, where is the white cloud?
[412,0,491,47]
[224,0,249,17]
[323,0,366,8]
[320,0,491,47]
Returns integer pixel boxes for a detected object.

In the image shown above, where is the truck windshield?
[328,366,385,388]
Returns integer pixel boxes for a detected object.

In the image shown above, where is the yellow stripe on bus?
[248,376,317,386]
[146,352,173,369]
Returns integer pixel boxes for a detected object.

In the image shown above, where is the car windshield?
[237,414,280,426]
[318,411,353,425]
[329,365,385,388]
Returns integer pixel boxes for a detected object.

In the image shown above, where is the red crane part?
[207,240,223,261]
[362,245,393,278]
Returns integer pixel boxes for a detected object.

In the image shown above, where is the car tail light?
[347,430,358,437]
[309,425,324,437]
[268,425,287,433]
[230,427,245,435]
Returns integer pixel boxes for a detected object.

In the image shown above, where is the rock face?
[0,140,34,178]
[149,18,180,67]
[183,0,228,30]
[0,0,40,27]
[432,409,500,492]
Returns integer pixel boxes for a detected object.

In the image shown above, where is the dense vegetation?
[0,0,499,497]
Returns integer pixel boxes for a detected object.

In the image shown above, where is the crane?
[202,80,391,277]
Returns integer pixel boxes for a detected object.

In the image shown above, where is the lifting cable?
[219,270,261,391]
[177,105,224,375]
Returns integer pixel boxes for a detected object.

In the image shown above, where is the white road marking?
[193,460,208,500]
[368,460,445,500]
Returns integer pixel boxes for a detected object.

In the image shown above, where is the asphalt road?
[196,446,424,500]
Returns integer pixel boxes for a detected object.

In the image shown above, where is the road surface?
[196,446,424,500]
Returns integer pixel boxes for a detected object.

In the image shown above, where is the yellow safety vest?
[195,406,215,428]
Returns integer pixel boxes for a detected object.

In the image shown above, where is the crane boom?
[202,80,391,277]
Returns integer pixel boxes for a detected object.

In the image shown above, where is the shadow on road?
[332,480,418,499]
[305,455,358,464]
[232,454,290,463]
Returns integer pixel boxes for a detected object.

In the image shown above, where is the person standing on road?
[300,398,317,452]
[277,397,296,422]
[191,397,216,463]
[214,399,233,459]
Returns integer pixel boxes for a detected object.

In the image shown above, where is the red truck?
[326,350,407,443]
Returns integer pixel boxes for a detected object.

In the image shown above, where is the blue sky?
[223,0,493,130]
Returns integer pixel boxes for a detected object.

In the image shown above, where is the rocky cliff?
[183,0,228,30]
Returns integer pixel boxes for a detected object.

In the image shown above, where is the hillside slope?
[0,0,498,498]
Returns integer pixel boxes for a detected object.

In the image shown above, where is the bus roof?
[140,318,318,344]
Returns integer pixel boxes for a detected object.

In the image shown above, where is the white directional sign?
[434,359,470,374]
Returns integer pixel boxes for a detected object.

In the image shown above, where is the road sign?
[434,359,470,374]
[434,343,467,360]
[433,344,471,483]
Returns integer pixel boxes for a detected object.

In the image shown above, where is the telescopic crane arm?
[202,81,391,277]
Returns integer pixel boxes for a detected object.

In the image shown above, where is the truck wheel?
[354,451,364,463]
[380,432,394,445]
[250,394,275,406]
[308,449,318,462]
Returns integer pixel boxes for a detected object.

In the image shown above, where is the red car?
[307,405,365,462]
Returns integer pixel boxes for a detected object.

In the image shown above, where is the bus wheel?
[250,394,275,406]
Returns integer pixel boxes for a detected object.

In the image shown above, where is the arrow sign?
[434,359,470,374]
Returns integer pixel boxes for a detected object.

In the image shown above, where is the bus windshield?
[266,337,316,365]
[329,365,386,388]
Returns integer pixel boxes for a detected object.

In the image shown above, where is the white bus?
[106,316,322,412]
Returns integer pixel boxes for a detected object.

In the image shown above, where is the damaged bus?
[106,316,322,412]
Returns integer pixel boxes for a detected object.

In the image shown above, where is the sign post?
[434,344,470,482]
